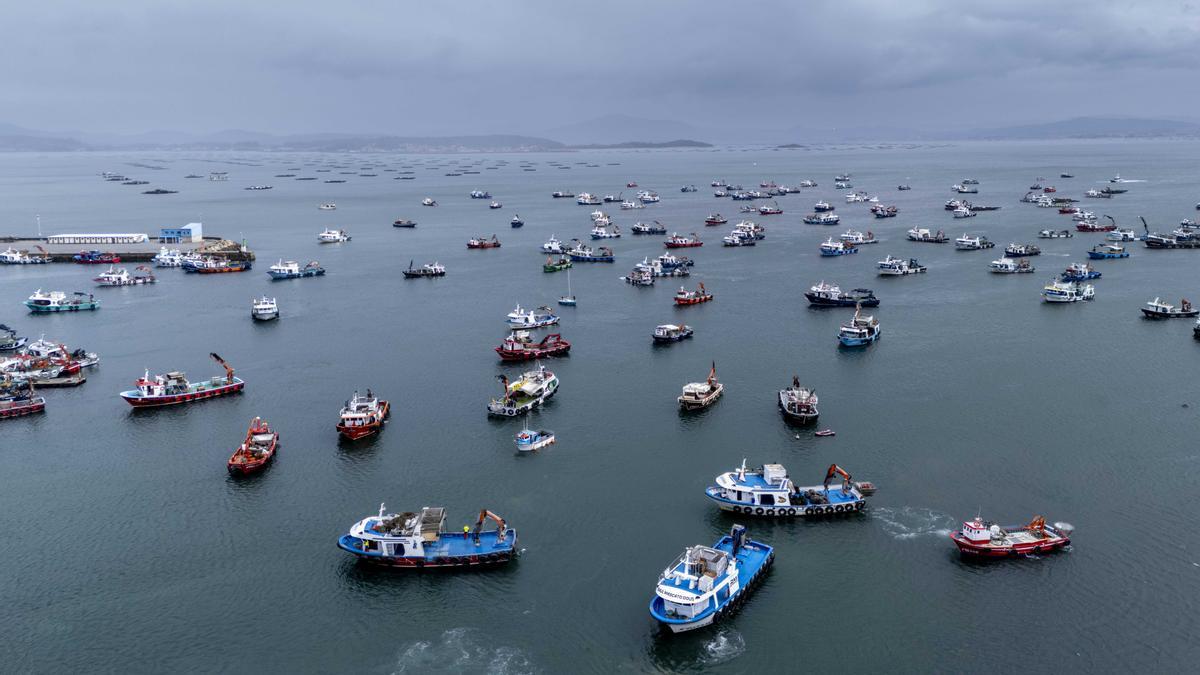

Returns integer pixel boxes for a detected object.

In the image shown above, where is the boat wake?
[392,627,535,675]
[699,627,746,666]
[873,506,957,540]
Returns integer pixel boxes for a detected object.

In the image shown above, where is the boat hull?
[950,531,1070,557]
[25,302,100,313]
[705,490,864,516]
[337,533,517,569]
[805,293,879,307]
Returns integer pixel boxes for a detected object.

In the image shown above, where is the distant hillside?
[968,117,1200,140]
[569,139,712,149]
[550,114,703,145]
[0,134,88,151]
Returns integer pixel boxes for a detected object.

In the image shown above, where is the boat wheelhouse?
[649,525,772,633]
[706,461,875,516]
[337,390,390,439]
[338,505,517,568]
[950,516,1071,557]
[487,364,559,416]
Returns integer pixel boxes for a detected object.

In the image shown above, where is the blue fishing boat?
[568,244,615,262]
[819,238,857,256]
[705,461,876,517]
[267,260,325,280]
[1060,262,1101,281]
[1087,244,1129,259]
[337,505,517,569]
[648,525,773,633]
[837,305,880,347]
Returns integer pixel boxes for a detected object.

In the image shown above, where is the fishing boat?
[955,234,994,250]
[813,200,834,212]
[838,305,880,347]
[1042,280,1095,303]
[648,524,772,633]
[1004,243,1041,257]
[804,282,879,307]
[318,203,337,210]
[818,238,856,256]
[674,283,713,306]
[631,221,668,235]
[877,255,926,275]
[120,354,244,407]
[551,191,574,199]
[192,258,252,274]
[623,267,656,284]
[989,257,1034,274]
[510,215,524,228]
[226,417,279,475]
[152,247,184,267]
[577,193,602,205]
[251,296,279,321]
[621,199,644,210]
[0,247,49,264]
[317,228,351,243]
[1141,297,1198,319]
[1037,229,1073,239]
[0,324,27,352]
[401,260,446,278]
[705,461,875,517]
[541,236,564,254]
[1076,220,1116,233]
[1060,263,1101,281]
[638,190,661,204]
[758,202,782,215]
[840,230,877,245]
[21,339,97,369]
[1087,244,1129,259]
[0,381,45,419]
[25,290,99,313]
[506,304,559,329]
[469,190,491,199]
[495,331,570,360]
[337,505,517,568]
[1106,228,1139,242]
[392,219,417,228]
[515,422,556,451]
[907,228,948,243]
[336,390,389,439]
[421,197,437,206]
[72,251,120,264]
[664,233,702,248]
[538,254,570,273]
[678,362,722,410]
[897,184,911,190]
[467,235,501,249]
[93,266,156,286]
[653,324,693,343]
[953,205,976,219]
[268,260,325,280]
[871,204,898,218]
[590,224,621,239]
[568,244,614,262]
[704,214,728,226]
[487,365,559,416]
[489,201,502,210]
[803,213,840,225]
[778,376,818,424]
[950,515,1072,557]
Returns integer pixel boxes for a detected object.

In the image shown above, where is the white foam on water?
[392,627,536,675]
[873,506,957,540]
[699,627,746,666]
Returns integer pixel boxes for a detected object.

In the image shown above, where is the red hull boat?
[674,282,713,306]
[120,353,245,407]
[467,236,501,249]
[337,392,390,440]
[1076,223,1116,232]
[950,515,1072,557]
[704,214,728,226]
[227,417,279,475]
[495,332,571,361]
[0,396,45,419]
[665,233,703,249]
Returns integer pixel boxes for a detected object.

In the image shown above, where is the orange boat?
[227,417,279,475]
[336,390,390,440]
[674,282,713,306]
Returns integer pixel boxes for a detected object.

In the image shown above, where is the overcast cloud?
[2,0,1199,138]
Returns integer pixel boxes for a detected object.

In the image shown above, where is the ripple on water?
[873,506,958,540]
[391,627,536,675]
[699,627,746,666]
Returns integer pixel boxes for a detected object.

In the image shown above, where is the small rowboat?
[814,429,836,437]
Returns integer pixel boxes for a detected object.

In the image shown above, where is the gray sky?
[4,0,1200,138]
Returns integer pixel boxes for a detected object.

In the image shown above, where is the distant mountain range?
[3,115,1199,151]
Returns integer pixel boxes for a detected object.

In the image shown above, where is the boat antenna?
[379,502,386,517]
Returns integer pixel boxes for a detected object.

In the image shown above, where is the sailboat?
[559,266,576,306]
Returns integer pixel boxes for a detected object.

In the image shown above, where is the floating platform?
[36,374,87,387]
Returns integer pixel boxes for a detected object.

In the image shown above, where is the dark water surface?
[2,141,1199,673]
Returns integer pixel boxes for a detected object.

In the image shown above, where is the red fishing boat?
[73,250,121,264]
[337,390,390,440]
[674,282,713,306]
[495,331,571,361]
[0,380,45,419]
[227,417,279,475]
[467,235,501,249]
[119,353,245,407]
[950,515,1072,557]
[704,214,728,226]
[665,233,703,248]
[1076,222,1116,232]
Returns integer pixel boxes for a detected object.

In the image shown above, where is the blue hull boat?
[649,525,773,633]
[338,506,517,569]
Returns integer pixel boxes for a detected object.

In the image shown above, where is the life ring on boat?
[755,507,764,515]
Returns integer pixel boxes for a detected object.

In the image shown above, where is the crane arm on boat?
[823,464,852,491]
[473,509,508,544]
[210,352,235,382]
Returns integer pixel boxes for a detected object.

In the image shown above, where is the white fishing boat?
[0,247,49,264]
[954,234,994,250]
[541,235,564,254]
[506,304,560,328]
[318,203,337,210]
[151,247,184,267]
[1042,279,1095,303]
[877,255,926,275]
[989,257,1034,274]
[514,422,556,452]
[251,296,279,321]
[317,228,351,243]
